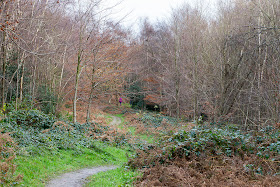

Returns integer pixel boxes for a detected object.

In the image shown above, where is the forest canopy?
[0,0,280,127]
[128,0,280,127]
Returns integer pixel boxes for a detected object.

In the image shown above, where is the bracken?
[0,130,22,186]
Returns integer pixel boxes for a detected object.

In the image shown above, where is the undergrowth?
[128,122,280,186]
[4,107,279,186]
[123,112,188,145]
[0,109,136,156]
[0,131,22,186]
[0,109,136,186]
[139,112,179,127]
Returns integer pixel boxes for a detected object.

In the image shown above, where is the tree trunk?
[174,29,180,121]
[32,63,37,107]
[73,48,82,123]
[59,45,67,93]
[20,62,24,102]
[86,64,96,123]
[1,28,6,107]
[16,50,20,110]
[257,12,262,124]
[193,56,198,121]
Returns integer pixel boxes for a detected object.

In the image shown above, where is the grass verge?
[15,142,130,186]
[127,126,154,144]
[85,167,140,187]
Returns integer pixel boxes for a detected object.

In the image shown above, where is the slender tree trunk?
[86,85,94,123]
[73,47,82,123]
[175,71,180,120]
[1,28,6,107]
[16,50,20,110]
[245,75,256,130]
[86,64,95,123]
[20,62,24,102]
[32,64,36,99]
[59,45,67,92]
[193,56,198,121]
[257,14,262,124]
[219,42,229,117]
[174,29,180,121]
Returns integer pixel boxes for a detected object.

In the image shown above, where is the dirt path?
[46,116,122,187]
[110,115,122,126]
[46,166,117,187]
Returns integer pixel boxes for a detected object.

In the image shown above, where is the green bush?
[5,97,34,112]
[37,85,59,115]
[0,122,96,155]
[8,109,55,130]
[0,109,132,156]
[139,112,178,127]
[0,109,88,154]
[167,124,280,160]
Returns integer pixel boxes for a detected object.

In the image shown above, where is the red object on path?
[119,97,123,105]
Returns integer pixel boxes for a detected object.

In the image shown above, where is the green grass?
[114,114,125,128]
[139,134,154,144]
[128,126,154,144]
[15,142,130,186]
[85,167,141,187]
[114,114,124,121]
[128,126,136,135]
[121,103,132,108]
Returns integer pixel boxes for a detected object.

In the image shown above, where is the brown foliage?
[52,121,73,131]
[128,125,280,187]
[0,130,22,185]
[134,156,280,187]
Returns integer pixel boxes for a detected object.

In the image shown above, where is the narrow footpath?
[46,116,122,187]
[46,166,117,187]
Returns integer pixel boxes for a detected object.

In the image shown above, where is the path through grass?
[15,142,129,186]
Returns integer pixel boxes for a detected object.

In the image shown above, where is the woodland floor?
[54,102,280,187]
